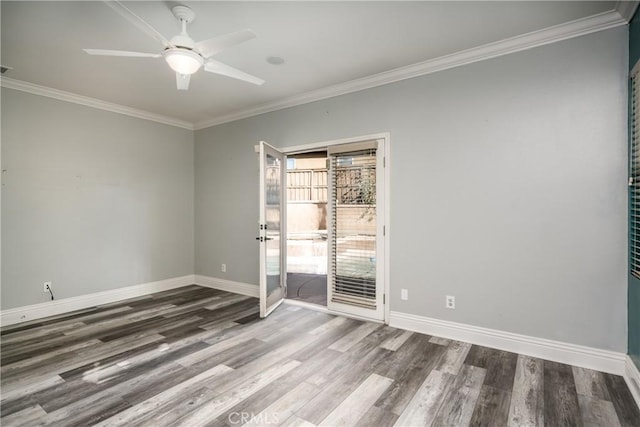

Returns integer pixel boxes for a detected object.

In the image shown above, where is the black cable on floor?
[297,276,317,297]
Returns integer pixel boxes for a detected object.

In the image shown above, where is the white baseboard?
[389,311,626,375]
[194,275,259,298]
[625,356,640,409]
[1,275,195,327]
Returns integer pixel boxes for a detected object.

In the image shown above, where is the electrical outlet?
[446,295,455,309]
[44,281,52,293]
[221,264,226,273]
[400,289,408,300]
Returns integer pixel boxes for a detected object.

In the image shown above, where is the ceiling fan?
[84,1,264,90]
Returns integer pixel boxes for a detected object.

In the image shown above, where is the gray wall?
[195,27,628,352]
[1,88,194,310]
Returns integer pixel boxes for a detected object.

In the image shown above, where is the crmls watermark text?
[228,412,279,425]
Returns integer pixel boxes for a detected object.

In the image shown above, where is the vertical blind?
[329,147,378,309]
[631,68,640,277]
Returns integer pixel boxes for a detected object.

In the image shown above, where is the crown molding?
[616,1,639,22]
[194,9,626,130]
[0,77,194,130]
[1,8,627,133]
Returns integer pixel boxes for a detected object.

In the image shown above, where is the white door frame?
[283,132,391,324]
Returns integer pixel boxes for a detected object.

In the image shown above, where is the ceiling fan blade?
[204,59,264,86]
[176,73,191,91]
[195,29,256,59]
[84,49,161,58]
[104,1,170,47]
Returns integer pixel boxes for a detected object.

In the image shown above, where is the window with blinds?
[631,69,640,278]
[329,144,378,309]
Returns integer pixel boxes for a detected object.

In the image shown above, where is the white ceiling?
[0,1,628,129]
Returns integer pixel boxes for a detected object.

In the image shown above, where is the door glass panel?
[265,153,282,307]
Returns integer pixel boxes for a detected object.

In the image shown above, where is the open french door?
[327,139,385,321]
[258,141,287,318]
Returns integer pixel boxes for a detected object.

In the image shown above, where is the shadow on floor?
[287,273,327,306]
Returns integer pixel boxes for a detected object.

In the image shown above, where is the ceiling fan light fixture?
[163,48,203,75]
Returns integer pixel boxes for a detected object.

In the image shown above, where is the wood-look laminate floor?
[1,285,639,427]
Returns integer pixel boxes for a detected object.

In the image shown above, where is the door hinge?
[383,156,386,168]
[383,225,386,236]
[383,294,386,304]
